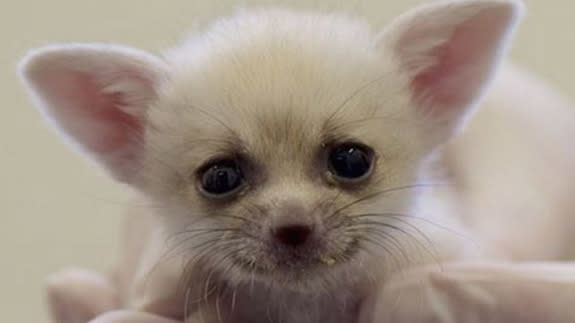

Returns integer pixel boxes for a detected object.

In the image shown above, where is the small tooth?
[321,257,336,266]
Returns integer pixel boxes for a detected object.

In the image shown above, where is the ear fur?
[378,0,524,144]
[19,44,167,183]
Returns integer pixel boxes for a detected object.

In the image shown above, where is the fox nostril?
[273,224,313,247]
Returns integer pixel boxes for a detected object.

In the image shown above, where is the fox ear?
[378,0,523,145]
[19,44,167,183]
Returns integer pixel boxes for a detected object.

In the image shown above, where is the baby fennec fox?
[19,0,575,322]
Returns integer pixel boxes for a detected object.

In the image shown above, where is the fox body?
[19,1,575,322]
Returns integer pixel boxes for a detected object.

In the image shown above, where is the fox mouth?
[230,239,360,282]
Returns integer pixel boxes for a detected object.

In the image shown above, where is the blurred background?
[1,0,573,321]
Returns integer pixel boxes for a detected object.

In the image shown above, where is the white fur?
[20,1,575,323]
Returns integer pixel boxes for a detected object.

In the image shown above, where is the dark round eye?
[328,143,373,181]
[200,159,243,196]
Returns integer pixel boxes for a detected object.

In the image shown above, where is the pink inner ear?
[43,71,143,156]
[411,27,482,114]
[408,10,512,117]
[22,45,164,182]
[411,41,461,109]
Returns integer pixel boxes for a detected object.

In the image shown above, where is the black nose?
[273,224,313,247]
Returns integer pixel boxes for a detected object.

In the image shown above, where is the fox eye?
[199,159,243,197]
[328,143,374,182]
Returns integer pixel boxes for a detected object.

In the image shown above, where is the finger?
[46,268,120,323]
[432,263,575,322]
[88,310,183,323]
[374,263,575,323]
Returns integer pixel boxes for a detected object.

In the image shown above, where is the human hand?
[46,206,575,323]
[45,268,184,323]
[363,262,575,323]
[49,262,575,323]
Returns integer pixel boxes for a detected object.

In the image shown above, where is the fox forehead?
[147,9,411,164]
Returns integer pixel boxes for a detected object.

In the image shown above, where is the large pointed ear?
[19,44,167,183]
[378,0,523,145]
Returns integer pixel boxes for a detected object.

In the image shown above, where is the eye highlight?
[327,143,374,183]
[199,159,243,197]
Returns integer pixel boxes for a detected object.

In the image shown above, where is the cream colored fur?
[18,0,575,322]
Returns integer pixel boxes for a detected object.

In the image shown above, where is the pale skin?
[46,207,575,323]
[48,237,575,323]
